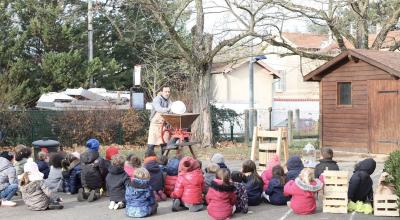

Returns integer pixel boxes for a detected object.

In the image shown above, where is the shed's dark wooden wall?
[321,59,395,152]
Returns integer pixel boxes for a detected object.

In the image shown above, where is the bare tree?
[265,0,400,60]
[129,0,275,146]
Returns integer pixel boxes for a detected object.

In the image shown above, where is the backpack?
[81,158,103,189]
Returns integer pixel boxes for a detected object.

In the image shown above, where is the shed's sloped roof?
[304,49,400,81]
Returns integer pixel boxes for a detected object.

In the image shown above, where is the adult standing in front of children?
[147,86,172,156]
[79,138,108,202]
[0,151,17,207]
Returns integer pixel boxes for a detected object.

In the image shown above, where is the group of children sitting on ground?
[0,140,378,219]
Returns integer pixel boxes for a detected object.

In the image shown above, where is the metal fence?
[216,108,319,142]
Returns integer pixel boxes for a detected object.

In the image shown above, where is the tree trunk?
[191,63,213,147]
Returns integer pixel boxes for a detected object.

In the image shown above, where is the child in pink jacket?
[261,154,280,191]
[283,168,323,215]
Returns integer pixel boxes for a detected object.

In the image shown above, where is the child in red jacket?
[206,168,237,220]
[171,156,204,212]
[283,168,323,215]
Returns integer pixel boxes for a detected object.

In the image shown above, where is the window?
[337,82,352,105]
[273,70,286,93]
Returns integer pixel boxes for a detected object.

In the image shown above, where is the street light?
[249,55,267,139]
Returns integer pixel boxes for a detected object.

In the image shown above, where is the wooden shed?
[304,49,400,154]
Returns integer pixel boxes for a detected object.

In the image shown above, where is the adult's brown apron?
[147,112,169,145]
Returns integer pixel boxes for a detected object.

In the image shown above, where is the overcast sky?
[186,0,313,39]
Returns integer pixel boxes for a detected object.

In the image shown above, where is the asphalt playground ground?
[3,155,398,220]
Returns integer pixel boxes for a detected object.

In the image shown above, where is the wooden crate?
[251,127,288,172]
[323,170,349,193]
[374,194,400,217]
[322,171,349,214]
[323,192,348,213]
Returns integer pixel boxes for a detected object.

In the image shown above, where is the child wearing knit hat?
[105,146,119,170]
[78,138,108,202]
[210,153,230,171]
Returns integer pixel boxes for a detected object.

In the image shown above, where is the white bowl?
[170,101,186,114]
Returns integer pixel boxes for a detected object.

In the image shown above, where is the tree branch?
[265,37,334,61]
[371,3,400,49]
[139,0,193,63]
[194,0,204,37]
[208,31,253,61]
[172,0,193,28]
[224,0,249,28]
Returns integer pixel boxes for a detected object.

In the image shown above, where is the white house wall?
[211,63,274,107]
[263,46,324,100]
[261,46,324,127]
[210,63,275,134]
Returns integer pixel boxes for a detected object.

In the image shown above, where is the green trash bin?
[32,139,60,160]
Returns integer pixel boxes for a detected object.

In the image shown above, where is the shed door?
[368,80,400,154]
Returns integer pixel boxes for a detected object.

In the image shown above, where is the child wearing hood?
[20,159,63,210]
[348,158,376,203]
[284,168,323,215]
[314,148,339,178]
[171,156,204,212]
[125,168,158,218]
[78,138,108,202]
[204,163,219,194]
[164,155,181,197]
[45,152,65,192]
[0,151,17,207]
[261,154,280,191]
[124,154,142,181]
[143,150,166,202]
[286,156,304,181]
[206,168,237,220]
[61,152,82,194]
[211,153,229,171]
[106,154,130,210]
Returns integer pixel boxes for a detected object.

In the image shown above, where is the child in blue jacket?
[62,152,82,194]
[125,168,158,218]
[265,165,290,205]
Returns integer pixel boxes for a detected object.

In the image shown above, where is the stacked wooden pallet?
[322,170,349,214]
[374,194,399,217]
[250,127,288,172]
